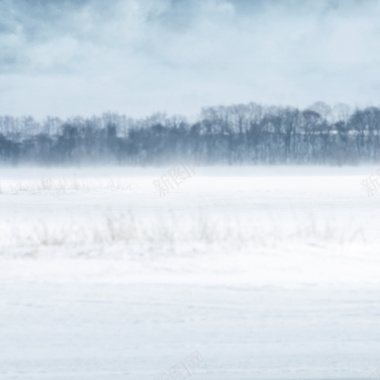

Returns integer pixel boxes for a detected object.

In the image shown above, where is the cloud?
[0,0,379,119]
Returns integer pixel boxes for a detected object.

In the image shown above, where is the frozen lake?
[1,165,380,379]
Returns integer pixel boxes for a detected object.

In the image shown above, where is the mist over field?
[1,1,380,379]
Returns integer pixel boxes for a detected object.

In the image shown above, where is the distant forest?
[1,102,380,165]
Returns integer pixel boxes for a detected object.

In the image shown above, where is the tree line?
[1,102,380,165]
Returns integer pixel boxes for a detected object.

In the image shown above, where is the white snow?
[1,165,380,379]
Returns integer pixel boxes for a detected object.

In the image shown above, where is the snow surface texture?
[1,166,380,379]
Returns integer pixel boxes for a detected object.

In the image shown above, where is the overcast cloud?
[0,0,380,119]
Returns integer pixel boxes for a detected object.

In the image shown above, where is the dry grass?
[0,211,372,258]
[0,177,132,194]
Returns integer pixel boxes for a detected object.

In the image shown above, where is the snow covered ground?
[1,165,380,379]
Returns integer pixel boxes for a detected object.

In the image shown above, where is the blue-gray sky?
[0,0,380,118]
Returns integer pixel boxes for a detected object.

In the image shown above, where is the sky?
[0,0,380,119]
